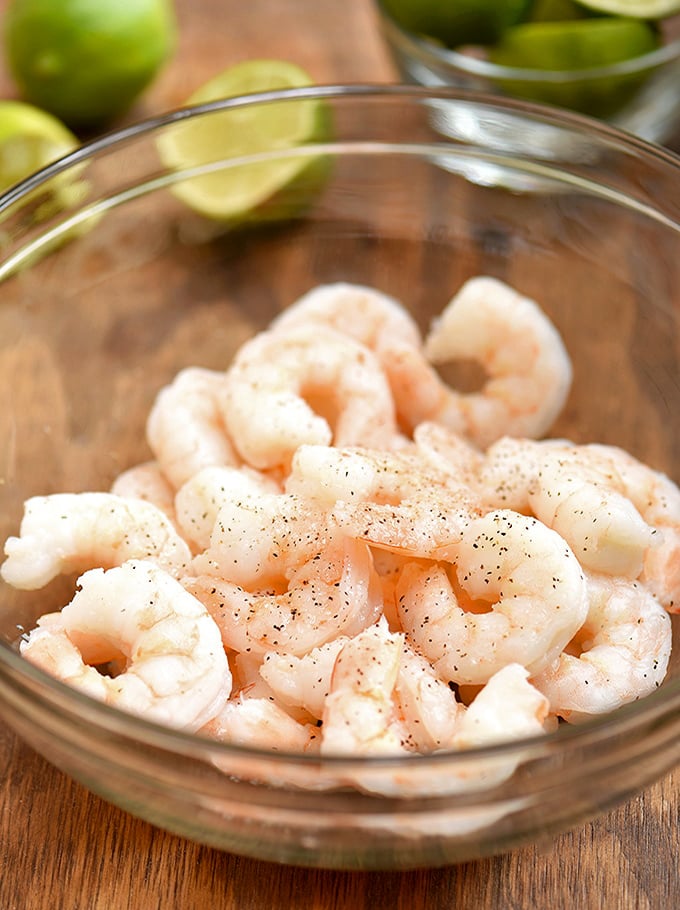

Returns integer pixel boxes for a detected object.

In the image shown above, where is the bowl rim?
[374,1,680,83]
[0,82,679,770]
[2,83,680,216]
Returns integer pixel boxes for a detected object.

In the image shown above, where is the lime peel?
[574,0,680,16]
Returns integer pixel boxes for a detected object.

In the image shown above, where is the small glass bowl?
[0,86,679,870]
[373,1,680,144]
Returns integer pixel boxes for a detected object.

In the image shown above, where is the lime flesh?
[0,100,78,193]
[156,60,331,223]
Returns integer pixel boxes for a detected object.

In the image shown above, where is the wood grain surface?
[0,1,678,908]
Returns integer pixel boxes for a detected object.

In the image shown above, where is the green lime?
[488,18,660,116]
[156,59,332,224]
[3,0,176,129]
[0,100,78,194]
[380,0,533,48]
[573,0,680,15]
[529,0,597,20]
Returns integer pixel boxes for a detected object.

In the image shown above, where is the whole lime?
[381,0,533,48]
[3,0,177,129]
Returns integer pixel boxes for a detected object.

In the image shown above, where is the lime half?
[0,99,78,195]
[574,0,680,16]
[488,18,660,116]
[156,60,331,223]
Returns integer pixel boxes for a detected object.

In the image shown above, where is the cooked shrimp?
[191,491,333,590]
[422,276,572,447]
[146,367,239,488]
[321,618,409,756]
[20,560,231,731]
[271,282,422,353]
[259,637,349,720]
[110,461,177,521]
[531,574,672,722]
[481,439,664,581]
[1,492,192,590]
[218,324,401,471]
[186,536,382,657]
[412,421,484,488]
[397,510,589,685]
[200,694,319,752]
[287,444,480,558]
[174,464,280,552]
[448,663,550,749]
[395,642,463,752]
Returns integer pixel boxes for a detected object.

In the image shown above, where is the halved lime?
[488,18,660,116]
[380,0,533,48]
[574,0,680,16]
[0,99,78,194]
[156,60,331,223]
[529,0,598,20]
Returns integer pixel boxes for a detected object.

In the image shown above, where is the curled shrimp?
[259,637,349,721]
[387,277,571,445]
[271,282,427,434]
[1,492,192,590]
[146,367,239,489]
[321,617,410,756]
[110,461,177,522]
[271,282,422,354]
[20,560,231,731]
[287,444,480,558]
[174,464,280,552]
[396,510,589,685]
[531,573,672,722]
[218,324,401,471]
[395,642,463,753]
[200,694,319,753]
[192,491,333,591]
[185,536,383,658]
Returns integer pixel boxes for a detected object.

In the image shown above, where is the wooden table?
[0,1,678,907]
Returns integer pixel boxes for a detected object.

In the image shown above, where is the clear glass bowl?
[373,1,680,144]
[0,85,679,870]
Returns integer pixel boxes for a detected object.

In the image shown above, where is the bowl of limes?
[374,0,680,143]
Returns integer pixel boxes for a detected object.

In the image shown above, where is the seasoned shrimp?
[192,491,333,590]
[412,421,484,488]
[397,510,589,685]
[186,536,382,657]
[110,461,177,521]
[1,492,192,590]
[395,642,463,752]
[385,277,571,445]
[531,574,672,722]
[287,444,480,558]
[20,560,231,731]
[200,694,319,752]
[448,663,550,749]
[175,464,280,552]
[321,618,409,756]
[146,367,238,489]
[259,637,349,720]
[480,439,666,582]
[218,324,401,471]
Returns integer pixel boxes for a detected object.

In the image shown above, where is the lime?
[0,100,78,194]
[380,0,533,48]
[156,59,331,223]
[574,0,680,15]
[488,18,660,116]
[3,0,176,129]
[529,0,597,20]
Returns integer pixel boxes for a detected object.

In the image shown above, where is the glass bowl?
[0,85,679,871]
[373,1,680,144]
